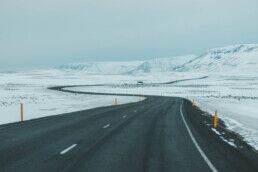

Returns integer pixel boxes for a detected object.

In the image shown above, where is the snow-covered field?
[1,44,258,151]
[0,71,142,125]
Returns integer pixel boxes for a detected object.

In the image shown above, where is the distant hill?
[58,44,258,75]
[126,55,196,75]
[58,55,195,75]
[58,61,143,75]
[175,44,258,73]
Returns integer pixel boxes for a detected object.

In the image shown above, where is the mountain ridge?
[58,44,258,75]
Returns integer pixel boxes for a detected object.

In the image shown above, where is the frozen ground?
[66,74,258,150]
[1,44,257,151]
[0,71,142,125]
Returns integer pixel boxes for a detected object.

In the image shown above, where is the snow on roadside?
[1,69,258,151]
[65,75,258,151]
[0,71,143,125]
[0,84,140,125]
[195,97,258,150]
[211,128,237,148]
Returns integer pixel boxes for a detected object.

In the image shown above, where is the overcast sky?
[0,0,258,70]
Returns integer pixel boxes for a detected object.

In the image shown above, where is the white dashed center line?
[60,144,77,155]
[103,124,111,129]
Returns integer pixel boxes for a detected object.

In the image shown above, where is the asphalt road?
[0,87,257,172]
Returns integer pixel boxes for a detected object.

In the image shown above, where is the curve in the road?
[0,85,257,172]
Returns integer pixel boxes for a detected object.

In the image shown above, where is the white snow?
[127,55,196,74]
[65,72,258,150]
[176,44,258,73]
[219,136,237,148]
[195,97,258,150]
[58,55,196,75]
[0,72,142,125]
[211,128,221,136]
[1,43,258,151]
[211,128,237,148]
[58,61,144,75]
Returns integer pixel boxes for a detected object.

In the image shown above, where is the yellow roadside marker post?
[214,111,218,128]
[192,99,195,107]
[20,103,24,122]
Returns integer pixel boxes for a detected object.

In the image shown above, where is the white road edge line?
[103,124,111,128]
[60,144,77,155]
[180,102,218,172]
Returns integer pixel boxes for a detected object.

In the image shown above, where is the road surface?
[0,86,257,172]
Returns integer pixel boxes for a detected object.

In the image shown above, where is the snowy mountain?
[58,55,196,75]
[58,44,258,75]
[59,61,143,75]
[126,55,196,75]
[176,44,258,73]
